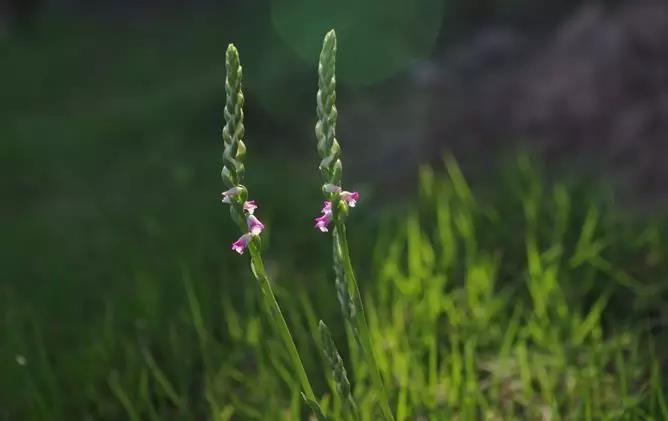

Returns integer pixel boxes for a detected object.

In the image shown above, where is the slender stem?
[348,396,362,421]
[248,243,317,402]
[334,223,394,421]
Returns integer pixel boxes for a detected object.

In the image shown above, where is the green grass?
[3,155,668,419]
[2,15,668,421]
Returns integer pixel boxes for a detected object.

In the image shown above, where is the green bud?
[315,30,342,188]
[222,44,246,188]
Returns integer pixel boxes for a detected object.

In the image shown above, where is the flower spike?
[311,29,394,420]
[219,42,317,408]
[313,32,360,232]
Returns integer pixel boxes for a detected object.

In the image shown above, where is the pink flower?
[225,192,265,255]
[322,184,360,208]
[314,201,333,232]
[221,187,242,204]
[315,213,332,232]
[231,233,252,254]
[247,215,265,235]
[340,191,359,207]
[243,200,257,215]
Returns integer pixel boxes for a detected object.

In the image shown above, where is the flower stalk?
[313,30,394,420]
[221,44,316,404]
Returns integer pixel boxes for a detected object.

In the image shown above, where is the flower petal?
[243,200,258,215]
[314,212,332,232]
[222,186,243,204]
[323,183,342,193]
[232,233,252,254]
[247,215,265,236]
[341,191,359,207]
[321,201,332,213]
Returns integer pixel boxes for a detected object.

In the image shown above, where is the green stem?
[348,396,362,421]
[248,243,317,402]
[334,223,394,421]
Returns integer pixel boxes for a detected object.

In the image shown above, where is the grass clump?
[2,156,666,419]
[359,160,668,419]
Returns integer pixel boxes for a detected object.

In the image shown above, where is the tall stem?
[248,243,317,402]
[334,223,394,420]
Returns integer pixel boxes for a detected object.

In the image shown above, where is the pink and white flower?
[247,214,265,235]
[314,184,361,232]
[314,213,333,232]
[322,184,359,208]
[340,191,359,207]
[221,186,243,204]
[225,193,266,254]
[243,200,257,215]
[231,233,253,254]
[314,201,333,232]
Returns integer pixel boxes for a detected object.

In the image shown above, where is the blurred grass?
[2,11,668,420]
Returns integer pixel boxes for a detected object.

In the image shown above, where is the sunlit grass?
[2,156,667,419]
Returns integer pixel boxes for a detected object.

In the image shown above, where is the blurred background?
[1,0,667,419]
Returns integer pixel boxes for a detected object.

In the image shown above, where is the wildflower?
[315,214,332,232]
[315,201,333,232]
[221,186,243,204]
[243,200,257,214]
[340,191,359,207]
[323,183,359,208]
[220,44,319,404]
[247,214,265,235]
[223,197,264,253]
[231,233,253,254]
[321,200,332,213]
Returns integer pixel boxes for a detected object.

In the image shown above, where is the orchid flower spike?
[232,233,253,254]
